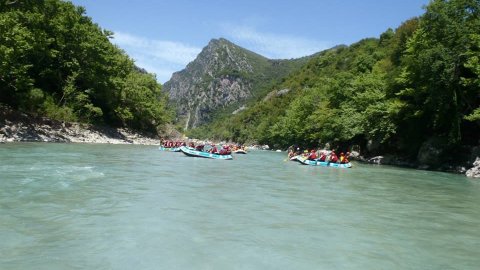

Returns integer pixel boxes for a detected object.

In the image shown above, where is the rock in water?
[466,157,480,178]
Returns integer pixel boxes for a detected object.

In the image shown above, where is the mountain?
[163,38,309,129]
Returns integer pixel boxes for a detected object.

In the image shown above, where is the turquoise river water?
[1,143,480,269]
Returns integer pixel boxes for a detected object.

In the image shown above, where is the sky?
[70,0,430,83]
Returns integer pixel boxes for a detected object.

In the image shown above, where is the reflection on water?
[1,143,479,269]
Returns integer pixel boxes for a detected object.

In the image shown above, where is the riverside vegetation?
[187,0,480,171]
[1,0,479,174]
[0,0,172,135]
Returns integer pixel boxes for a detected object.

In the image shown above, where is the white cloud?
[112,32,201,83]
[224,25,331,59]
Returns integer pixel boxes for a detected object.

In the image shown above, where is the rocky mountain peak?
[163,38,308,130]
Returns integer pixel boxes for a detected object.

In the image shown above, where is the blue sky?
[70,0,430,83]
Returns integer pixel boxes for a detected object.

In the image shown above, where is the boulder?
[368,156,384,164]
[466,157,480,178]
[349,151,360,159]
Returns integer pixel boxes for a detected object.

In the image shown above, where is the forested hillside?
[188,0,480,166]
[0,0,172,133]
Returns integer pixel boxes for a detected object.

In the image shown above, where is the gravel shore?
[0,106,160,145]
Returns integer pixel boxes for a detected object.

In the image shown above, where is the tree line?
[0,0,172,133]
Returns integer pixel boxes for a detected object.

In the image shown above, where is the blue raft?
[158,146,181,152]
[296,156,352,168]
[179,146,233,160]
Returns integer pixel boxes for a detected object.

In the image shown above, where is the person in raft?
[219,145,231,155]
[318,151,327,162]
[329,150,339,163]
[209,144,218,154]
[341,152,350,164]
[287,148,296,159]
[307,149,317,160]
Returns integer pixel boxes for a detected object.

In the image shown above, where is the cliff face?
[163,38,307,129]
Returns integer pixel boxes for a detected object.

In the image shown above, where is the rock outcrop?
[466,157,480,178]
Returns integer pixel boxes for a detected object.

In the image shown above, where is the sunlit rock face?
[163,38,308,129]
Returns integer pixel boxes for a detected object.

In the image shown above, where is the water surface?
[1,143,479,269]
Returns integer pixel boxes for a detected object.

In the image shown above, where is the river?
[1,143,479,269]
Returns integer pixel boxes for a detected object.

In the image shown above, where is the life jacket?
[330,154,338,163]
[319,154,326,161]
[308,152,317,160]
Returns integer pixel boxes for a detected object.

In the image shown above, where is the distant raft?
[295,156,352,168]
[232,149,247,154]
[158,146,181,152]
[179,146,233,160]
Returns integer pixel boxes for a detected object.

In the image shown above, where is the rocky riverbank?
[354,153,480,179]
[0,105,160,145]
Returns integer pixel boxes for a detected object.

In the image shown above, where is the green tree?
[0,0,172,133]
[395,0,480,149]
